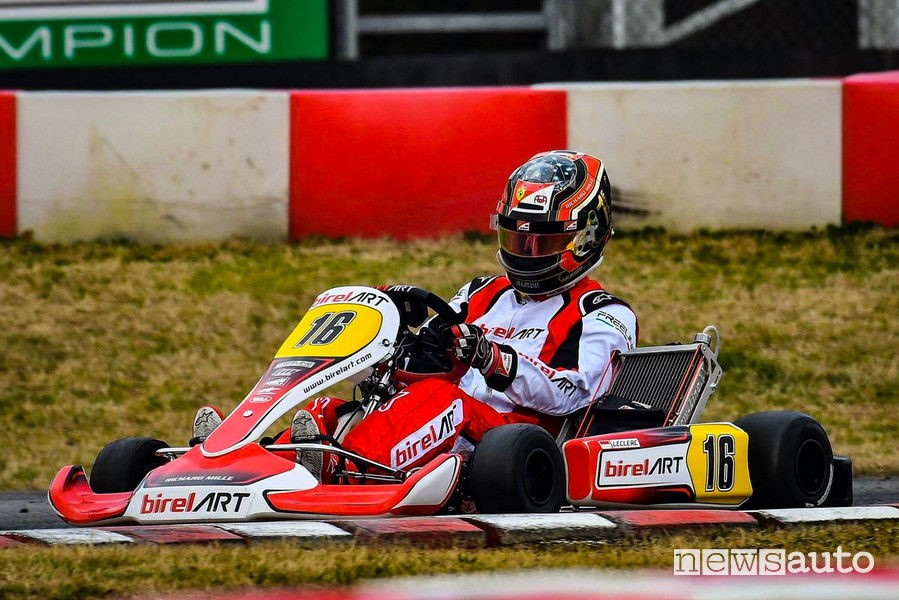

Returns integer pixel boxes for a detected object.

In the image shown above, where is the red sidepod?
[563,427,695,505]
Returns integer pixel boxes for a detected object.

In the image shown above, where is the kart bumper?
[48,452,462,525]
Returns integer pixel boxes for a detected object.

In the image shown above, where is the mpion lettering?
[0,20,271,64]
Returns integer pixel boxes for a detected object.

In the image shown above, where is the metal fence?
[335,0,899,59]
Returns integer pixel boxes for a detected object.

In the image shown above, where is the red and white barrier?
[0,91,15,238]
[843,71,899,227]
[0,74,895,242]
[289,88,566,240]
[14,90,290,243]
[557,80,843,231]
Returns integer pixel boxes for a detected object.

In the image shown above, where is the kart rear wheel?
[90,436,169,494]
[469,424,564,513]
[734,411,834,509]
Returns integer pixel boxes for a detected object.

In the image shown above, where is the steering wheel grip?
[377,285,465,327]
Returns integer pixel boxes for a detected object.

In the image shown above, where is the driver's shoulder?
[457,275,511,300]
[575,281,634,318]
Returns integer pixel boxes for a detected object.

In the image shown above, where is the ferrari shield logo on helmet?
[511,182,554,214]
[515,183,527,201]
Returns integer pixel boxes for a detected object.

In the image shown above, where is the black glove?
[440,321,518,392]
[444,323,500,375]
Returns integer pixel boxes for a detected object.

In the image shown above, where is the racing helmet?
[494,150,613,296]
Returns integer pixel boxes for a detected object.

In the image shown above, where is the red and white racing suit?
[293,275,638,475]
[445,275,638,434]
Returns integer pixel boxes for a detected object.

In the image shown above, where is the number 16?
[702,433,735,492]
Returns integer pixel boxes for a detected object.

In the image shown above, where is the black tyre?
[90,436,169,493]
[469,424,565,513]
[734,411,834,509]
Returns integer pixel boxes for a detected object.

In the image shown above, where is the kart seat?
[555,326,723,444]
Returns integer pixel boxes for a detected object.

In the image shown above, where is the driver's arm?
[445,281,638,417]
[500,302,637,416]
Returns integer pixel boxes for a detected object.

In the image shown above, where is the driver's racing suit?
[291,274,638,476]
[445,275,638,437]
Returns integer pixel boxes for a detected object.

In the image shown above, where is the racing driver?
[195,150,639,482]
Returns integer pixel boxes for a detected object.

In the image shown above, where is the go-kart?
[49,285,852,525]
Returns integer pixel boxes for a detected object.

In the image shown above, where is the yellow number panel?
[276,303,383,359]
[686,423,753,504]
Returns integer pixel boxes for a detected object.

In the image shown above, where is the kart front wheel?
[735,410,834,509]
[469,424,565,513]
[90,436,169,493]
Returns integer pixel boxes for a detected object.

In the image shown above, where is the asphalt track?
[2,476,896,530]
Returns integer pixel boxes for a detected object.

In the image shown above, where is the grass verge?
[0,227,896,488]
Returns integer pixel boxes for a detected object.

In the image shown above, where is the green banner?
[0,0,327,69]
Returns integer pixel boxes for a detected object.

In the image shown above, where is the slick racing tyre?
[469,424,565,513]
[90,436,169,493]
[735,411,834,509]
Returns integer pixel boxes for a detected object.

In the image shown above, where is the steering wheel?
[376,285,467,381]
[377,285,464,328]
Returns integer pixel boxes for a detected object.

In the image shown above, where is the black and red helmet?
[494,150,613,296]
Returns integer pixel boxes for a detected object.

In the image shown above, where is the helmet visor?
[497,226,578,258]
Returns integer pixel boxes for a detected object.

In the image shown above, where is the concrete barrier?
[0,92,14,238]
[843,71,899,227]
[0,77,894,242]
[289,88,566,240]
[554,80,843,232]
[16,90,290,243]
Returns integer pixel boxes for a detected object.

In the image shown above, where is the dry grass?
[2,523,897,600]
[0,227,896,489]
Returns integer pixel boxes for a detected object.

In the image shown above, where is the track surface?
[2,476,896,530]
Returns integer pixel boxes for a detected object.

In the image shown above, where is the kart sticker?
[276,303,383,359]
[136,489,253,519]
[511,182,554,214]
[245,357,333,404]
[597,441,693,489]
[686,423,752,504]
[391,399,464,468]
[598,437,640,450]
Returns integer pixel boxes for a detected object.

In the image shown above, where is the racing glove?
[444,323,517,391]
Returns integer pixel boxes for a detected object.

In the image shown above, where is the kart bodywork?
[49,285,852,525]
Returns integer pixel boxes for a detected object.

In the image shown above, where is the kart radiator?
[607,336,722,426]
[571,326,723,439]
